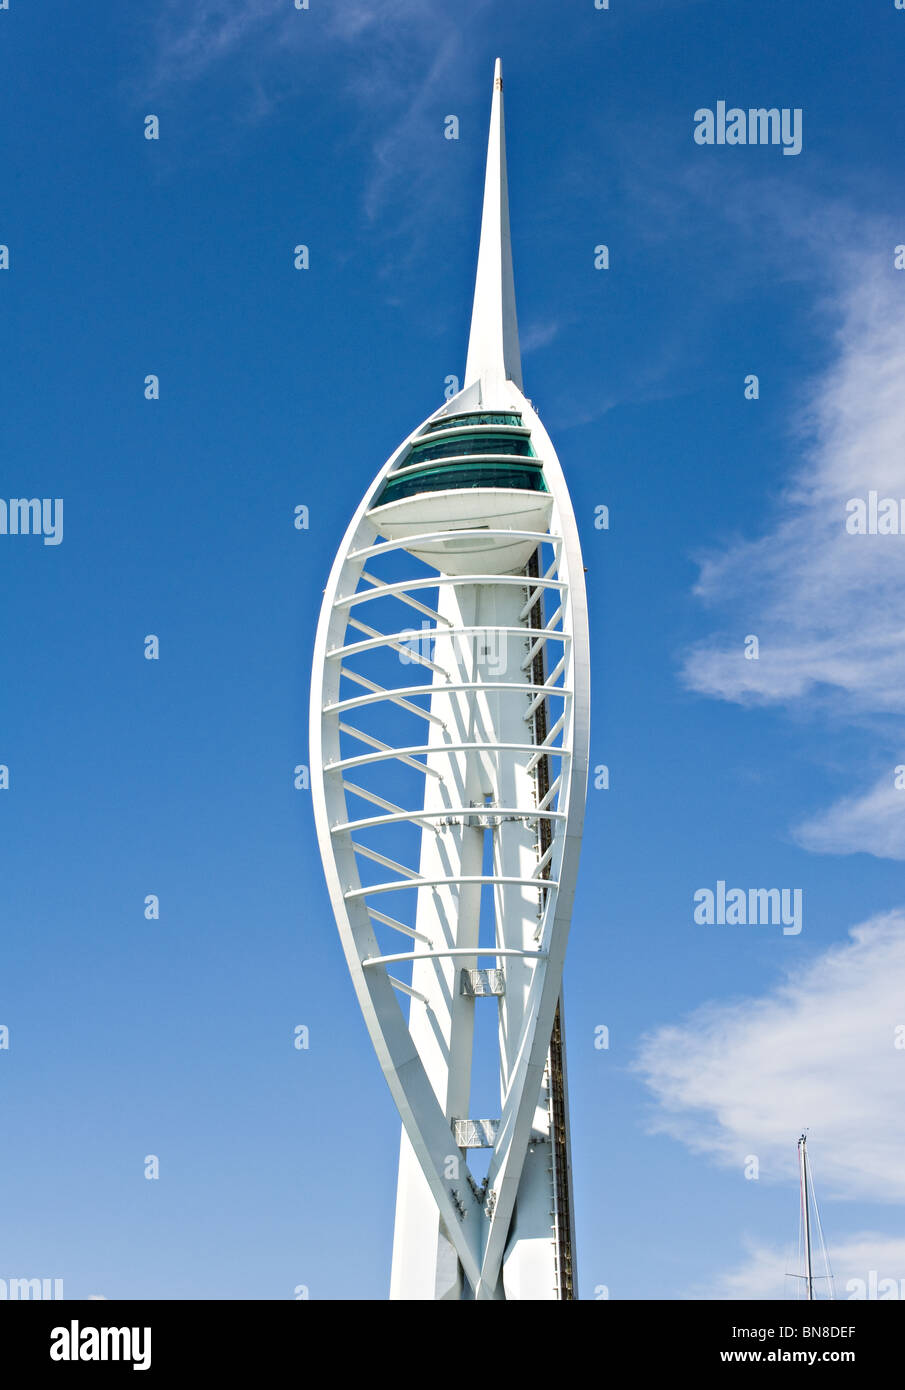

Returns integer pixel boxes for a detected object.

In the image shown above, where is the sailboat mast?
[799,1133,814,1300]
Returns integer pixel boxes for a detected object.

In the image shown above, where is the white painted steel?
[309,58,589,1300]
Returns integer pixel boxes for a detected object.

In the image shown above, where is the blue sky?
[2,0,904,1300]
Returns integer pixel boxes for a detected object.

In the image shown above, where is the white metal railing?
[325,679,571,719]
[345,873,560,900]
[330,624,568,664]
[329,740,572,775]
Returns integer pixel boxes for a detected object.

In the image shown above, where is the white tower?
[310,60,590,1300]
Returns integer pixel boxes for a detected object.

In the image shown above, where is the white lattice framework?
[310,61,590,1300]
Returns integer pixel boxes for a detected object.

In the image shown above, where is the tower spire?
[464,58,523,395]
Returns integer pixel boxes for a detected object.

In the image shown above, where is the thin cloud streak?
[793,774,905,862]
[144,0,493,246]
[690,1233,905,1301]
[681,248,905,719]
[520,319,561,354]
[634,911,905,1204]
[146,0,287,89]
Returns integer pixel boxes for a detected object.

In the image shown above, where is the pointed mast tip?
[464,58,522,396]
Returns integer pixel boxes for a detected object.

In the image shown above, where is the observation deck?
[367,409,554,576]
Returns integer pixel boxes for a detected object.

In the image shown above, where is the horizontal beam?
[362,946,547,967]
[346,874,559,899]
[329,625,569,663]
[347,530,563,563]
[335,574,567,612]
[325,680,572,718]
[332,806,566,834]
[327,740,572,774]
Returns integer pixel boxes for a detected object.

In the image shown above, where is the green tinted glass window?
[403,432,535,466]
[424,412,523,431]
[374,461,547,508]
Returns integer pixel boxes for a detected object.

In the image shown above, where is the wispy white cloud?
[634,910,905,1204]
[681,249,905,719]
[677,229,905,863]
[145,0,493,235]
[358,32,465,224]
[147,0,287,89]
[690,1232,905,1301]
[793,773,905,861]
[147,0,442,88]
[520,319,561,354]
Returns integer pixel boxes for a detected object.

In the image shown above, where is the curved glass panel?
[403,433,535,465]
[373,461,547,508]
[423,412,523,431]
